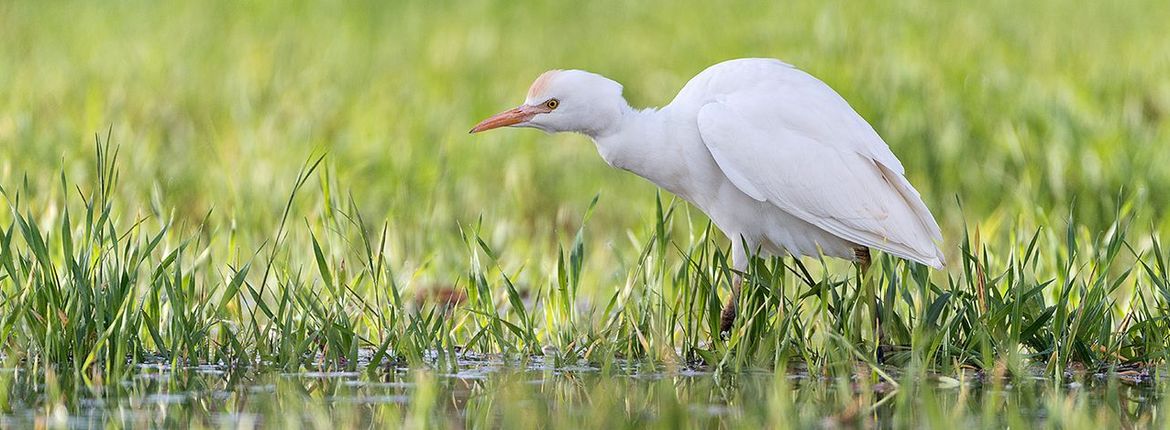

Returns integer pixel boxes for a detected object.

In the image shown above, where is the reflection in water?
[0,351,1161,428]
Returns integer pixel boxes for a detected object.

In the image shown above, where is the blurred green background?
[2,0,1169,284]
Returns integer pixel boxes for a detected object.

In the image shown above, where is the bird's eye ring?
[544,99,559,110]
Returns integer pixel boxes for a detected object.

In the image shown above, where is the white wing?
[682,59,944,267]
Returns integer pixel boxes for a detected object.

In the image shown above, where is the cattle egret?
[472,58,945,332]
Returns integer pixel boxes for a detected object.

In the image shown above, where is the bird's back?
[671,59,908,172]
[668,58,945,268]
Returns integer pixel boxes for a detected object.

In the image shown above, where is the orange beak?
[469,105,545,133]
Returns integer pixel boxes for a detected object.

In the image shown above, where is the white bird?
[471,58,944,332]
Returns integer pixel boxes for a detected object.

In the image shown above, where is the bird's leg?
[854,247,872,275]
[720,273,743,334]
[854,246,884,359]
[721,239,750,335]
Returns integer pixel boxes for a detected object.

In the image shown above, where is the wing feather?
[691,65,944,268]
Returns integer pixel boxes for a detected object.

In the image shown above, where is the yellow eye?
[545,99,559,110]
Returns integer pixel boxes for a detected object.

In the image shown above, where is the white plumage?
[472,58,945,274]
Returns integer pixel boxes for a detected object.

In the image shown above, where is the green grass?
[2,0,1170,427]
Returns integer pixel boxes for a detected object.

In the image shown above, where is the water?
[0,351,1161,428]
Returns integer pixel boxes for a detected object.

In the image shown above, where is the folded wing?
[694,70,944,268]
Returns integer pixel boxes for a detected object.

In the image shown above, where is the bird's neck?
[587,105,708,203]
[589,105,669,172]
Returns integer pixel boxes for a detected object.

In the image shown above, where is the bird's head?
[470,69,627,137]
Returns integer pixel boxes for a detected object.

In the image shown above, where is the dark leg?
[721,240,750,334]
[854,246,872,275]
[720,273,742,334]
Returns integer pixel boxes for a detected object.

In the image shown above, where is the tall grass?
[3,137,1168,377]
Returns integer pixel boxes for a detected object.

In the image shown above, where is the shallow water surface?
[0,351,1162,428]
